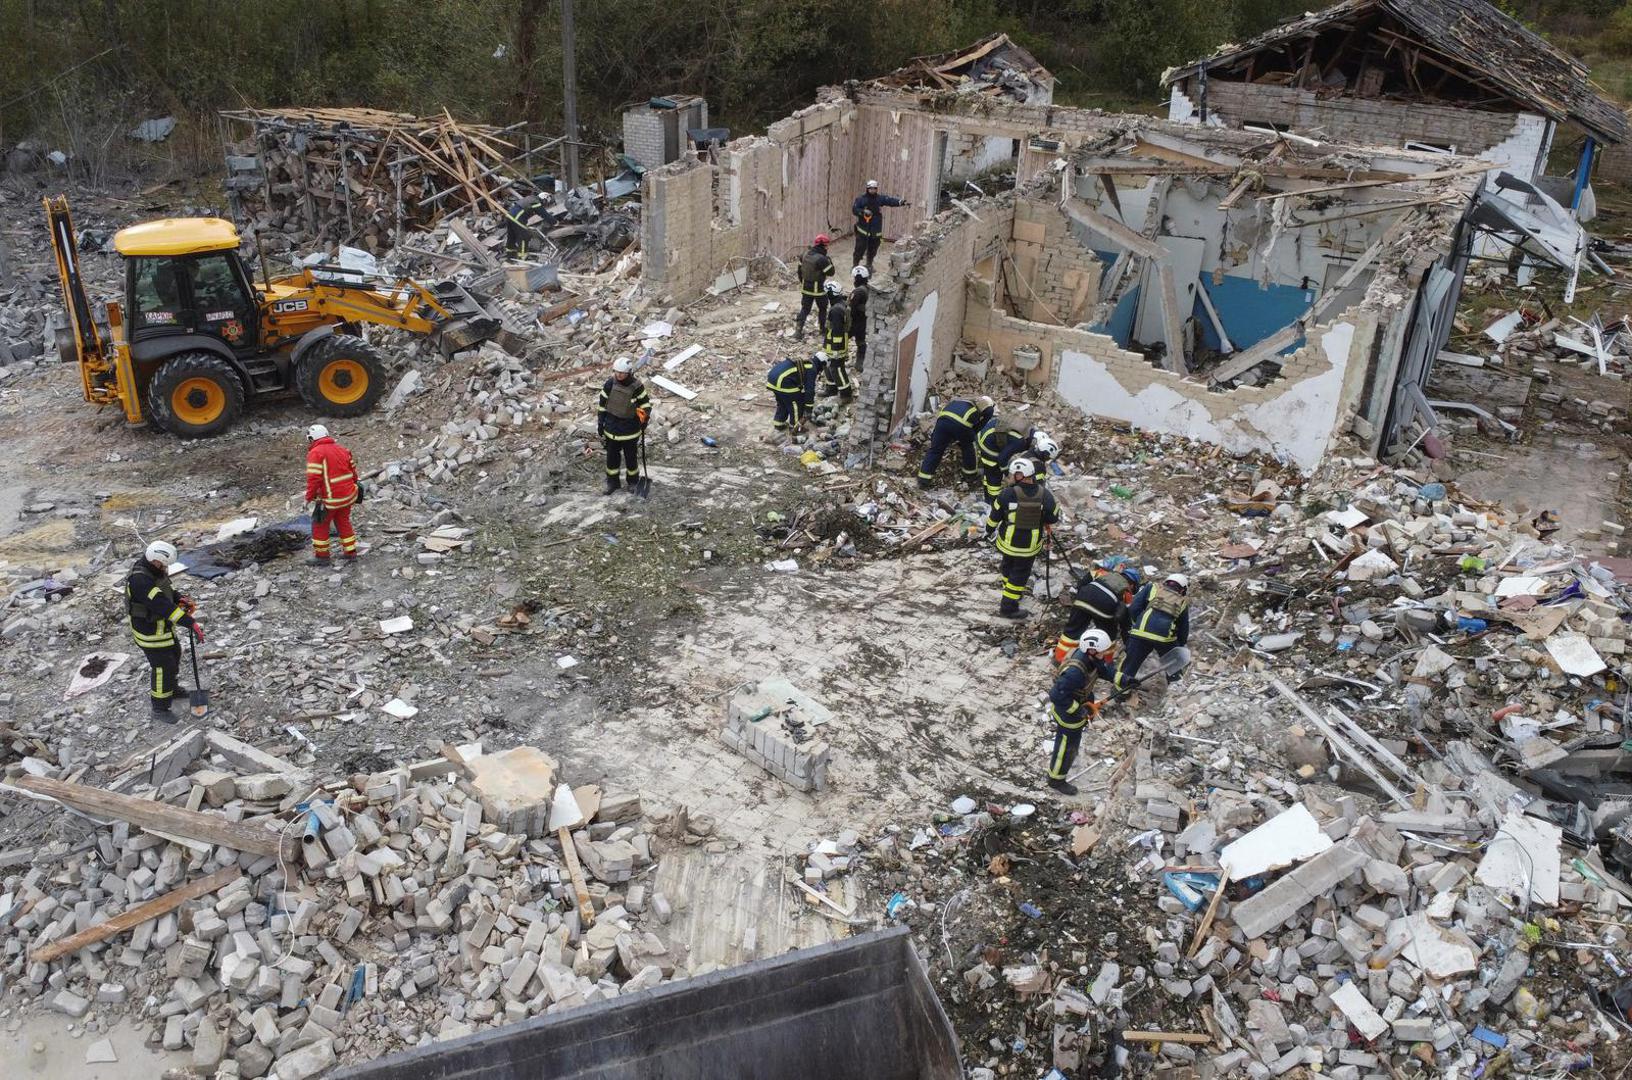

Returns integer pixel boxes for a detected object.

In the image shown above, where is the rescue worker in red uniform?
[305,424,360,563]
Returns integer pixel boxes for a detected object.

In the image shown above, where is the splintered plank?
[8,775,284,857]
[30,867,242,964]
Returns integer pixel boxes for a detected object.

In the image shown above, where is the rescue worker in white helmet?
[821,280,854,399]
[597,356,652,493]
[124,540,202,721]
[1045,629,1116,795]
[1113,573,1192,694]
[849,264,871,369]
[984,456,1061,618]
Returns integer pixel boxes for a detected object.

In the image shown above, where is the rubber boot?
[1047,777,1078,796]
[998,601,1026,620]
[306,555,329,566]
[150,698,176,724]
[916,476,933,491]
[604,476,621,495]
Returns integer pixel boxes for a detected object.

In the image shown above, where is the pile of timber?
[221,107,538,252]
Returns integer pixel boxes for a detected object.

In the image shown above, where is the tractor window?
[130,258,186,332]
[190,254,251,314]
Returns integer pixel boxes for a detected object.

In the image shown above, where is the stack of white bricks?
[721,682,831,793]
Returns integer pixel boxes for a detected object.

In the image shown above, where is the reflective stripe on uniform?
[1130,608,1177,643]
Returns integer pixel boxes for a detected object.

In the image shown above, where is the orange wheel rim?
[318,359,369,405]
[172,377,225,425]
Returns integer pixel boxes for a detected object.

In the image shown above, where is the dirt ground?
[3,176,1631,1074]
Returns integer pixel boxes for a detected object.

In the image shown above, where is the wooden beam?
[1060,199,1165,259]
[1187,859,1229,959]
[7,776,284,858]
[1269,678,1410,806]
[1124,1031,1212,1045]
[1157,262,1190,374]
[30,867,241,964]
[446,218,499,268]
[1257,161,1493,202]
[558,828,596,930]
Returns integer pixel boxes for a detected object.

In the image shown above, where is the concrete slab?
[470,746,559,837]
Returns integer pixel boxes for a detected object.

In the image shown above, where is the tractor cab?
[115,217,260,356]
[45,194,503,439]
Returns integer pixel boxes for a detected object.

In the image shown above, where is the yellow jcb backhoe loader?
[44,195,501,437]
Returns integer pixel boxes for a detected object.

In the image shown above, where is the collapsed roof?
[868,32,1053,102]
[1164,0,1628,145]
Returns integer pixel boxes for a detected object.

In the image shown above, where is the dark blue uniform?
[1114,582,1191,692]
[976,416,1030,502]
[852,190,906,268]
[1048,649,1116,784]
[917,399,994,488]
[767,357,812,432]
[1055,569,1138,660]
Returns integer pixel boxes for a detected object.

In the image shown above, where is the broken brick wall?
[1051,310,1385,471]
[857,197,1016,443]
[640,85,1114,303]
[1169,80,1552,180]
[1003,197,1102,328]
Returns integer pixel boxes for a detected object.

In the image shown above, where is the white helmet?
[306,424,328,441]
[1080,629,1112,653]
[1165,573,1190,592]
[852,265,870,281]
[1008,457,1036,480]
[977,395,995,411]
[824,279,844,296]
[145,540,177,566]
[612,356,634,374]
[866,179,879,188]
[1031,430,1058,459]
[814,351,828,362]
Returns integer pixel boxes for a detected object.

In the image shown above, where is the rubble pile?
[839,452,1632,1077]
[0,734,683,1077]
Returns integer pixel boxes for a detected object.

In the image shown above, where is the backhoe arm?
[43,196,140,420]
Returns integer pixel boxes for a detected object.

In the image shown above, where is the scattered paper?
[65,652,131,699]
[766,559,799,573]
[1220,804,1333,881]
[1476,811,1561,906]
[1494,575,1550,597]
[382,698,419,719]
[379,615,414,635]
[640,320,674,340]
[1545,632,1605,677]
[556,655,579,670]
[1387,912,1479,977]
[1326,507,1369,529]
[215,516,258,542]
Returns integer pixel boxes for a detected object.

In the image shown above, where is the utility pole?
[560,0,580,190]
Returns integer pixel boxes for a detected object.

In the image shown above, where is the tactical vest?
[799,249,828,289]
[1065,652,1103,697]
[1149,583,1188,617]
[1098,570,1134,599]
[1013,486,1044,530]
[605,379,639,420]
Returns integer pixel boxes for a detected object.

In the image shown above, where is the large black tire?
[296,335,387,418]
[146,352,246,439]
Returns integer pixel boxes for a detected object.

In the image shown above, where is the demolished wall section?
[858,199,1014,441]
[1051,311,1382,471]
[1169,81,1549,178]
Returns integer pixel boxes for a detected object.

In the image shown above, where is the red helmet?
[814,233,830,246]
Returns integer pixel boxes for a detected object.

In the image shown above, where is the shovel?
[632,429,652,499]
[186,631,209,718]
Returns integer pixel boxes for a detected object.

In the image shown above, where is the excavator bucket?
[426,281,505,356]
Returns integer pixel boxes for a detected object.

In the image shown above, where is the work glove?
[179,595,196,615]
[190,622,205,644]
[984,524,997,542]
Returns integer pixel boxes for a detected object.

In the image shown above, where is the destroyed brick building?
[1161,0,1629,203]
[640,54,1488,471]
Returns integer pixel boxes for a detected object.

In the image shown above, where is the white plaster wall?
[1168,86,1196,124]
[1054,322,1356,472]
[1476,112,1549,182]
[899,290,941,419]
